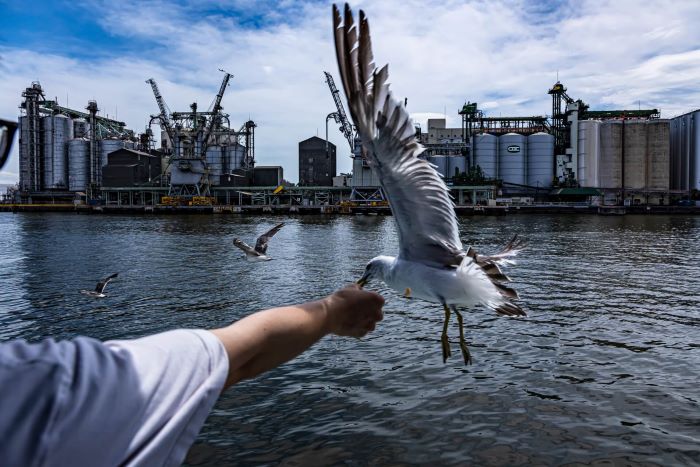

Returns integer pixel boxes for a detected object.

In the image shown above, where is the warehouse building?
[298,136,336,186]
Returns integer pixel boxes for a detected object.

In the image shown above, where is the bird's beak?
[357,273,369,288]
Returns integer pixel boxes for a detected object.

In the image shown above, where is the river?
[1,213,698,465]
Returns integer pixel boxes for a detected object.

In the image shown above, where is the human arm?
[210,284,385,388]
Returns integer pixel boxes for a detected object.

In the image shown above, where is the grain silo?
[670,110,700,191]
[68,139,90,191]
[647,120,670,190]
[41,114,73,189]
[623,120,647,190]
[527,132,554,188]
[499,133,527,186]
[473,133,498,179]
[577,120,600,188]
[598,121,622,189]
[206,146,223,186]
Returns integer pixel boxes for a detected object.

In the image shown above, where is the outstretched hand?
[323,284,385,338]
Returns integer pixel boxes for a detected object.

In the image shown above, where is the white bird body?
[244,252,272,262]
[376,256,501,308]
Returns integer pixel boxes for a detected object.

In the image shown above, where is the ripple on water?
[0,213,699,465]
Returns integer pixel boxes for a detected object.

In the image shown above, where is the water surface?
[1,213,698,465]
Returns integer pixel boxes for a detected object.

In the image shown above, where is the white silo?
[206,146,223,186]
[42,114,73,189]
[499,133,527,186]
[68,139,90,191]
[527,132,554,188]
[577,120,600,187]
[473,133,498,179]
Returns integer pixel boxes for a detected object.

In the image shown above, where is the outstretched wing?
[255,222,284,254]
[333,4,463,267]
[233,238,261,257]
[95,272,118,293]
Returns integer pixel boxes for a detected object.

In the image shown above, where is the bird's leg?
[452,306,472,365]
[441,304,452,363]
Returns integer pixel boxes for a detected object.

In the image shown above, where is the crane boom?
[145,78,175,146]
[323,71,354,151]
[201,70,233,158]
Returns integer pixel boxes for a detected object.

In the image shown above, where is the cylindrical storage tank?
[42,114,73,189]
[690,112,700,191]
[527,132,554,188]
[647,120,670,190]
[599,121,622,189]
[577,120,600,187]
[623,120,647,189]
[73,118,88,138]
[99,139,126,168]
[68,139,90,191]
[447,156,467,179]
[499,133,527,186]
[206,146,223,186]
[473,133,498,179]
[224,144,246,172]
[427,155,448,178]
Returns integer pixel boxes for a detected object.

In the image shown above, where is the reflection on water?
[1,213,699,465]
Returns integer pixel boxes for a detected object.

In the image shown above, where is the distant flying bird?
[80,273,119,298]
[233,222,285,262]
[334,4,526,364]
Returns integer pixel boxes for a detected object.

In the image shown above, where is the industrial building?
[15,72,257,205]
[298,136,336,186]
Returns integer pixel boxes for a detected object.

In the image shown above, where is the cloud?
[2,0,700,184]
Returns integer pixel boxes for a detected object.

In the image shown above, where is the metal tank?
[694,115,700,191]
[68,139,90,191]
[598,121,622,189]
[646,120,670,190]
[473,133,498,179]
[527,132,554,188]
[206,146,223,186]
[224,144,246,172]
[577,120,600,187]
[42,114,73,189]
[670,111,700,191]
[99,139,126,167]
[427,156,449,178]
[498,133,527,186]
[73,118,88,138]
[447,156,467,179]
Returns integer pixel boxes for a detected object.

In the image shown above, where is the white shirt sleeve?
[0,329,229,467]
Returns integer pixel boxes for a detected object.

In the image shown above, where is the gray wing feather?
[95,272,118,293]
[233,238,260,256]
[254,222,284,254]
[333,5,463,267]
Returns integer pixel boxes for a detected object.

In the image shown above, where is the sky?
[1,0,700,184]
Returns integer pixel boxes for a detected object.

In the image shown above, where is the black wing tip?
[495,302,526,317]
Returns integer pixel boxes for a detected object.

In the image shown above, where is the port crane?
[145,78,175,150]
[201,70,233,158]
[323,71,355,152]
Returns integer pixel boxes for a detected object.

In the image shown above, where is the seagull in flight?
[233,222,285,262]
[333,4,526,364]
[80,273,119,298]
